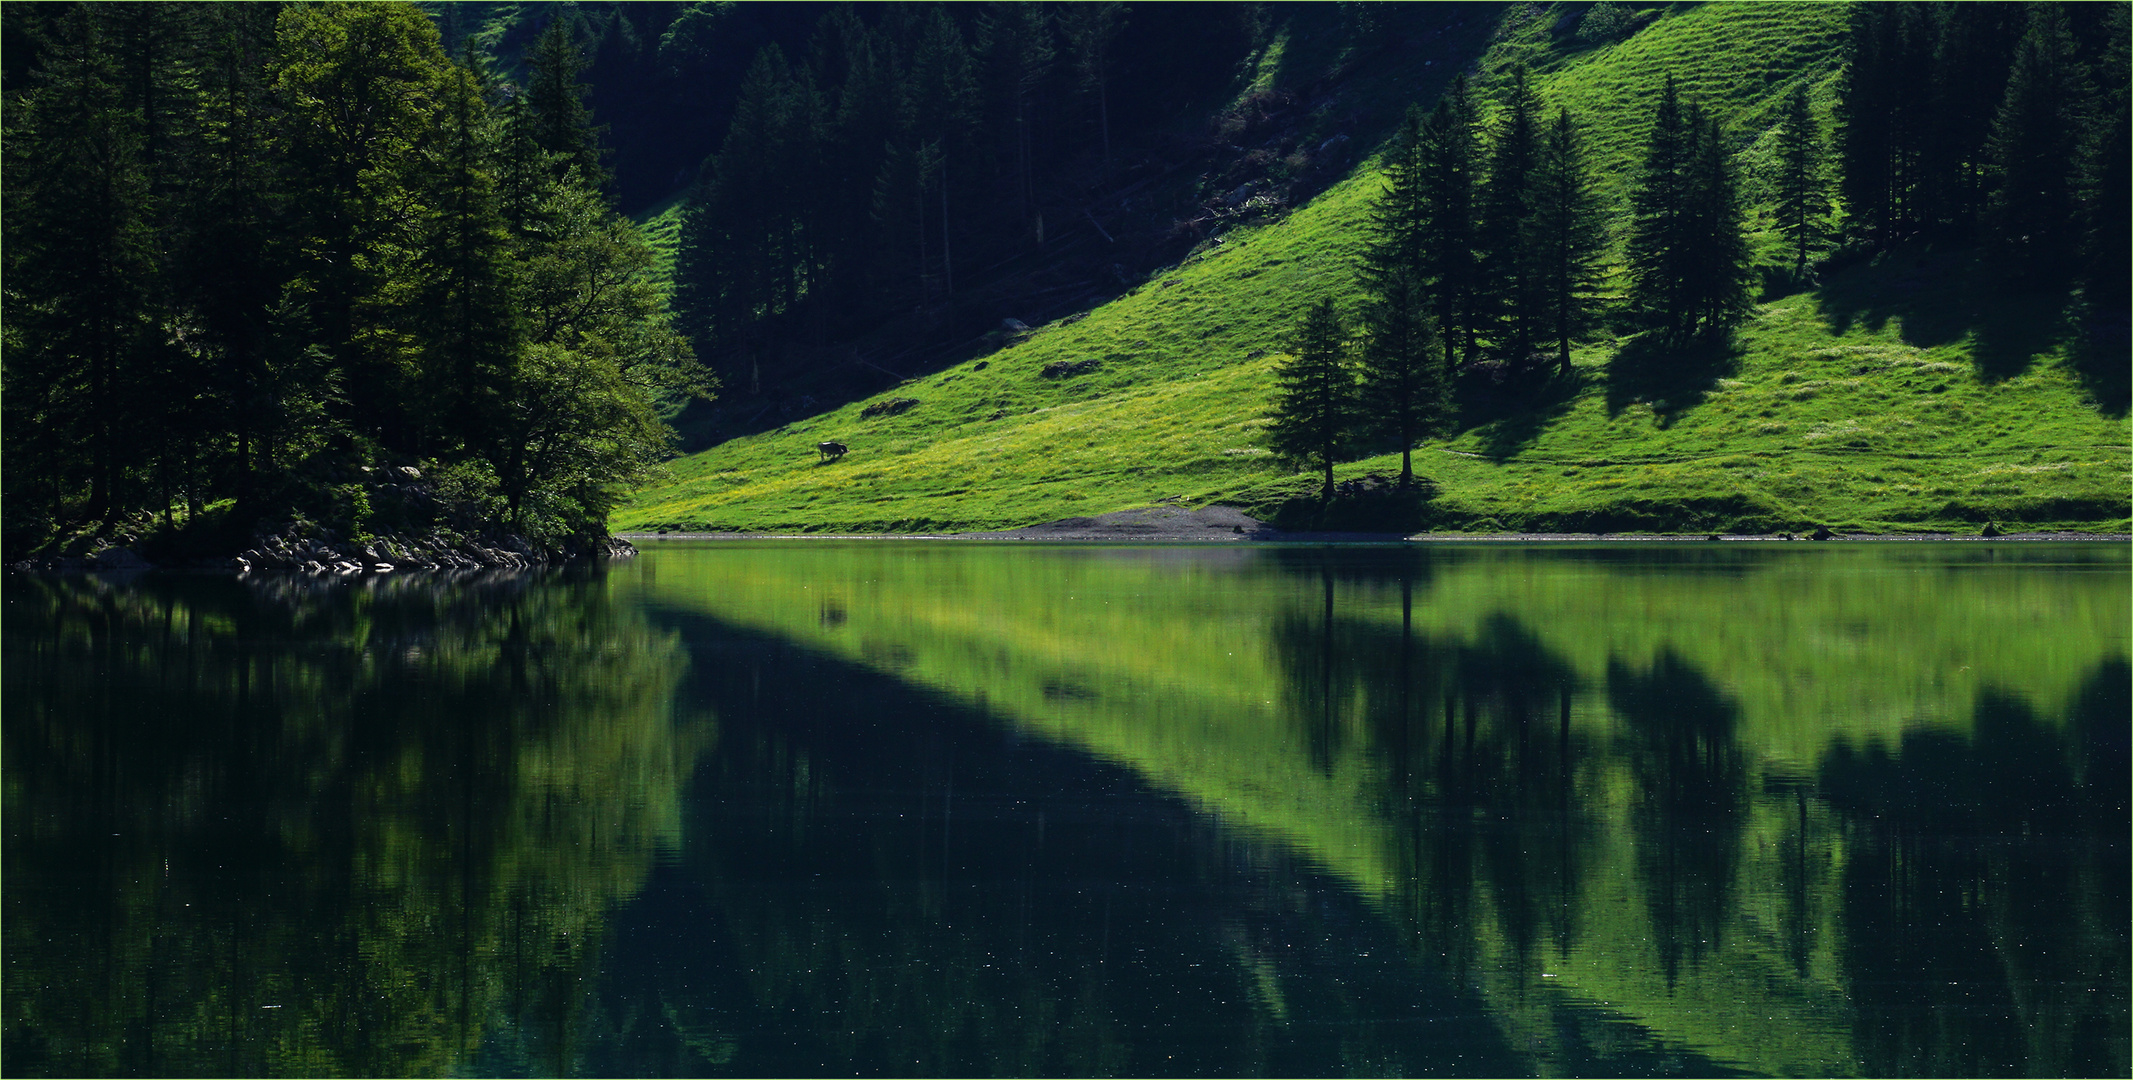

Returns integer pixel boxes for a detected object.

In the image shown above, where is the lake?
[4,541,2126,1077]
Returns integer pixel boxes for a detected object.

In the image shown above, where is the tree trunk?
[940,157,953,296]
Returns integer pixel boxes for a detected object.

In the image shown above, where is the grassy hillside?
[618,3,2130,536]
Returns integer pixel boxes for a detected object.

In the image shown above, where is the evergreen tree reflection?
[1607,649,1746,989]
[1819,659,2129,1077]
[1,570,705,1077]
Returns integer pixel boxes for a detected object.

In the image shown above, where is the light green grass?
[618,2,2130,536]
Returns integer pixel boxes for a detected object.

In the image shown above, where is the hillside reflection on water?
[4,543,2126,1077]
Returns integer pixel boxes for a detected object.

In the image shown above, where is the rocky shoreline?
[9,526,635,574]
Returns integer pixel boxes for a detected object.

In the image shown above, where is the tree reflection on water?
[2,570,707,1077]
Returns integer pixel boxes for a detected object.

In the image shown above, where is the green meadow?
[618,3,2129,536]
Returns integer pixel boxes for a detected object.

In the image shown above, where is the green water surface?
[4,542,2125,1076]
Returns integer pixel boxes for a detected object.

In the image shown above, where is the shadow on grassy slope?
[1455,364,1590,461]
[1813,247,2079,388]
[1605,333,1742,425]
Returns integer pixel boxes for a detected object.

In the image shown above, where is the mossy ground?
[617,3,2129,537]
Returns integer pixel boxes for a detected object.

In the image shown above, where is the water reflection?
[1821,663,2130,1077]
[626,541,2126,1076]
[2,570,706,1076]
[5,543,2127,1077]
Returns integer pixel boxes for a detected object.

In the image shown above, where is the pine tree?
[1415,76,1483,366]
[978,2,1055,242]
[1,3,161,523]
[1060,2,1125,172]
[1478,67,1542,361]
[1629,81,1749,343]
[1268,299,1357,503]
[1358,270,1450,487]
[1681,109,1753,338]
[521,19,607,187]
[1525,106,1608,374]
[412,49,521,454]
[1627,76,1693,339]
[2078,3,2128,317]
[1984,3,2087,283]
[1772,83,1829,278]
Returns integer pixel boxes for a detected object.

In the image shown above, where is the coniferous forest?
[3,2,707,564]
[4,2,2128,556]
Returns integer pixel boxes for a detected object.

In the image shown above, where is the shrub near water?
[618,3,2129,536]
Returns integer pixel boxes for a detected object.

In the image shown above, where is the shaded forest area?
[2,2,708,565]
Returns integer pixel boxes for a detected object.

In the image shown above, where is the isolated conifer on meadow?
[1773,83,1830,279]
[1358,271,1451,488]
[1525,106,1608,374]
[1268,299,1357,504]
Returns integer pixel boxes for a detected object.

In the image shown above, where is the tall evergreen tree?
[1923,2,2023,241]
[1627,76,1693,338]
[1984,3,2087,283]
[520,18,606,187]
[1060,2,1125,172]
[1,2,161,522]
[2078,3,2128,317]
[1478,67,1542,360]
[1629,81,1749,343]
[411,48,521,452]
[1268,299,1357,504]
[977,2,1055,242]
[1680,108,1753,338]
[1772,83,1830,278]
[1358,270,1450,488]
[1414,75,1483,366]
[1524,106,1608,374]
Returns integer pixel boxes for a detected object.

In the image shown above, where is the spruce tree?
[1772,83,1830,278]
[521,19,607,187]
[1629,81,1749,343]
[1415,76,1483,366]
[1984,3,2087,283]
[1525,106,1608,374]
[1358,271,1450,488]
[1060,3,1125,172]
[1478,67,1542,361]
[1268,299,1357,504]
[1681,109,1752,338]
[1627,76,1693,339]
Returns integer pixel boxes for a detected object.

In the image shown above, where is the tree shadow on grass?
[2066,301,2131,417]
[1813,246,2081,388]
[1452,358,1589,461]
[1604,332,1742,427]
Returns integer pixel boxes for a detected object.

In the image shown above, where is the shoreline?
[620,530,2131,544]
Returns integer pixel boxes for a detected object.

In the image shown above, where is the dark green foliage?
[1357,271,1450,487]
[1525,106,1608,373]
[520,19,607,186]
[1413,77,1484,366]
[1984,4,2087,283]
[1627,78,1751,344]
[1478,68,1542,360]
[1268,299,1357,503]
[0,1,709,558]
[1772,84,1829,278]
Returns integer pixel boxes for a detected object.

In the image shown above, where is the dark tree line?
[667,3,1258,387]
[2,3,708,557]
[1838,0,2128,292]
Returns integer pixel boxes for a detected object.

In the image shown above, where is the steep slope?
[618,2,2130,536]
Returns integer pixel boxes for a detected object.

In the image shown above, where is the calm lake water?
[4,542,2126,1077]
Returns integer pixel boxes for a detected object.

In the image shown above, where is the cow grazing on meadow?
[817,441,848,462]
